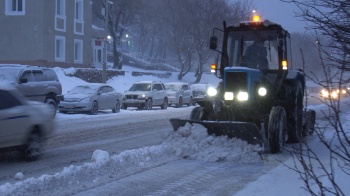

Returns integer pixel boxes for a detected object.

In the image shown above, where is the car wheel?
[122,103,128,110]
[145,99,153,110]
[89,101,98,115]
[187,97,193,106]
[23,130,42,161]
[176,97,183,108]
[112,101,121,113]
[45,98,57,118]
[161,98,168,109]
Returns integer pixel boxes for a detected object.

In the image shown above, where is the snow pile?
[0,145,176,195]
[164,123,262,163]
[91,150,109,163]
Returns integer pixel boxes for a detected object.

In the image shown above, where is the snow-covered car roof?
[190,83,209,91]
[68,83,111,94]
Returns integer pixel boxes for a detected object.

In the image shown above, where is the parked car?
[0,85,55,161]
[0,64,63,118]
[165,82,193,107]
[122,81,168,110]
[58,84,122,115]
[190,83,211,103]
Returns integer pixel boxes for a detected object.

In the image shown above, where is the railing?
[116,48,180,71]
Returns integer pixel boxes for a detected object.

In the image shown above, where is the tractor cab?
[210,14,292,78]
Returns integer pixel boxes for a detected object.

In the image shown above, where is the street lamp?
[102,0,113,83]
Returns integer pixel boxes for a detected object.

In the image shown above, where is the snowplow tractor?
[170,15,316,153]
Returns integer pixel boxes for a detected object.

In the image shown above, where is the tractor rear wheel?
[303,109,316,136]
[268,106,287,154]
[286,81,303,143]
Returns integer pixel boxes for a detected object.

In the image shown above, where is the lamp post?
[102,0,113,83]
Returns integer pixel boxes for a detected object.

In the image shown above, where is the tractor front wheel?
[268,106,287,154]
[190,107,209,120]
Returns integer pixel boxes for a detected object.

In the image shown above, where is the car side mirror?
[19,78,28,83]
[97,91,101,95]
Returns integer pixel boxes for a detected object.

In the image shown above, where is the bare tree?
[185,0,252,82]
[281,0,350,195]
[93,0,144,70]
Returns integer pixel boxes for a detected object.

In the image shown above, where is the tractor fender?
[286,70,305,90]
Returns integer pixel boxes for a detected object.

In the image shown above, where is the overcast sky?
[251,0,308,33]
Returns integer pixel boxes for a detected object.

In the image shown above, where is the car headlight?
[321,89,329,97]
[79,97,90,103]
[258,87,267,96]
[331,91,338,99]
[237,91,248,101]
[207,87,217,97]
[138,94,146,99]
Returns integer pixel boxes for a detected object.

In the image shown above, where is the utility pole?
[102,0,112,83]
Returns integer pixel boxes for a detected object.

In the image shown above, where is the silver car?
[165,82,193,107]
[0,65,63,118]
[0,85,55,161]
[58,84,122,115]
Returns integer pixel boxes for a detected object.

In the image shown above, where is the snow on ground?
[1,64,350,195]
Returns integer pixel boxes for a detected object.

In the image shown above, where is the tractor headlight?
[224,92,234,100]
[258,87,267,96]
[237,91,248,101]
[207,87,217,97]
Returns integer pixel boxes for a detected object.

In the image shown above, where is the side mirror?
[278,34,284,47]
[19,78,28,83]
[209,36,218,50]
[97,91,101,95]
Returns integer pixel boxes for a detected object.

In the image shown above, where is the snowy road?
[0,105,313,195]
[0,107,191,186]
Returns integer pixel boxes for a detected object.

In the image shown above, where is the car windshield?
[129,83,151,91]
[0,68,21,83]
[227,30,279,70]
[69,85,99,94]
[165,84,182,91]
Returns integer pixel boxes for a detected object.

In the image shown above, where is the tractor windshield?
[227,30,279,70]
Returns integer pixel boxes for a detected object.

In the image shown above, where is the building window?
[55,36,65,62]
[74,39,83,63]
[55,0,66,32]
[74,0,84,35]
[75,0,83,21]
[56,0,65,16]
[5,0,25,15]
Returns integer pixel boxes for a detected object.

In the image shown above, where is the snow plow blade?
[169,118,262,145]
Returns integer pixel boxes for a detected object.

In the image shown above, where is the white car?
[58,84,122,115]
[0,85,55,161]
[122,81,168,110]
[165,82,193,107]
[191,83,210,103]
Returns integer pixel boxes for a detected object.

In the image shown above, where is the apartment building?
[0,0,106,68]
